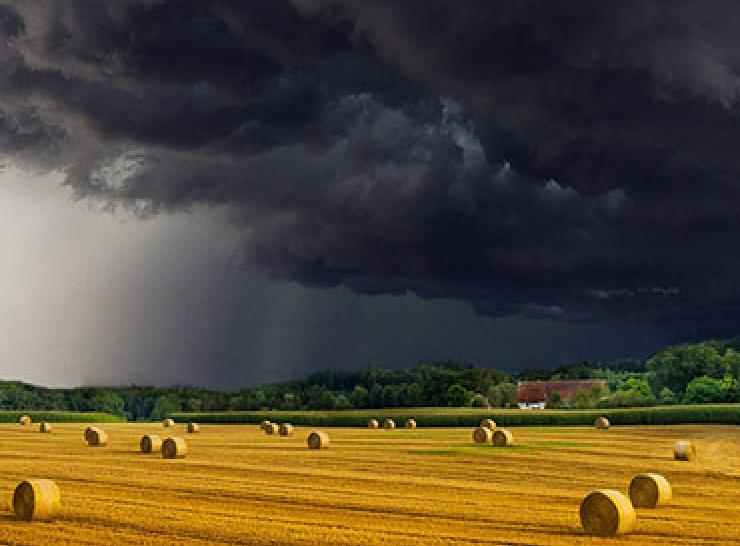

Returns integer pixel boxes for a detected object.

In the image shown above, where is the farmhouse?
[517,379,607,409]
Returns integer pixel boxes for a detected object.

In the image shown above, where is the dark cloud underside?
[2,0,740,335]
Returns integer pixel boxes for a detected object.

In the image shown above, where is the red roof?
[517,382,547,403]
[517,380,607,404]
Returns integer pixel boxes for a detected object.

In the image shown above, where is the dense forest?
[2,337,740,421]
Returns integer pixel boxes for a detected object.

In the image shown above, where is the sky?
[0,168,668,388]
[1,1,739,388]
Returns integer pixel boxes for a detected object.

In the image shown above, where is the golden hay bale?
[629,473,672,508]
[162,437,188,459]
[187,422,200,434]
[259,420,273,431]
[594,417,610,430]
[140,434,163,454]
[383,419,396,430]
[13,479,61,521]
[279,423,294,436]
[86,427,108,447]
[480,418,496,430]
[493,428,514,447]
[307,430,330,449]
[405,419,417,429]
[163,418,174,428]
[19,415,31,426]
[580,489,636,537]
[263,422,279,435]
[39,422,52,433]
[472,426,493,444]
[368,419,379,429]
[674,440,696,461]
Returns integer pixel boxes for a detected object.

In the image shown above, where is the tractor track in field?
[0,423,738,545]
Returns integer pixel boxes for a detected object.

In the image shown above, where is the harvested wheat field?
[0,423,738,545]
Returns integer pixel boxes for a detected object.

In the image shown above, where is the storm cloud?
[3,0,740,331]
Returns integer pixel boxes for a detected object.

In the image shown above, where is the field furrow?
[0,423,737,545]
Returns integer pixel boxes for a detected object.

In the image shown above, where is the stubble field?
[0,423,738,545]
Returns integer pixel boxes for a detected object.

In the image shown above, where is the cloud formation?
[3,0,740,330]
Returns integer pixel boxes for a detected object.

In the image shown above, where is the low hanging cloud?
[3,0,740,330]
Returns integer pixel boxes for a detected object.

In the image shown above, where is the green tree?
[401,383,424,407]
[333,393,353,409]
[368,384,384,407]
[646,343,726,396]
[185,398,203,412]
[619,377,653,398]
[234,389,266,411]
[446,384,472,407]
[547,391,565,409]
[349,385,369,408]
[89,392,126,417]
[728,379,740,402]
[570,390,598,409]
[472,393,491,408]
[606,376,654,407]
[151,395,180,420]
[683,376,732,404]
[496,382,518,407]
[659,387,676,404]
[487,382,518,407]
[304,385,338,409]
[381,385,402,407]
[485,384,503,407]
[722,348,740,378]
[281,391,300,410]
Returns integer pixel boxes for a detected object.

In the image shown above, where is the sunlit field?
[1,423,739,545]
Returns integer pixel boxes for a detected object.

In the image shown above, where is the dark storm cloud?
[3,0,740,329]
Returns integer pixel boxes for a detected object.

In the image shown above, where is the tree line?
[2,337,740,420]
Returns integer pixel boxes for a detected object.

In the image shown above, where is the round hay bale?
[405,419,417,429]
[307,431,330,449]
[580,489,636,537]
[383,419,396,430]
[368,419,379,429]
[187,422,200,434]
[594,417,610,430]
[39,422,52,433]
[493,428,514,447]
[162,437,188,459]
[480,418,496,430]
[279,423,294,436]
[629,473,672,508]
[163,418,174,428]
[263,422,279,435]
[19,415,31,426]
[86,427,108,447]
[472,426,493,444]
[140,434,163,454]
[674,440,696,461]
[259,420,272,431]
[13,479,61,521]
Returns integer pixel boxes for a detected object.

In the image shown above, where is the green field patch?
[406,446,505,457]
[339,433,461,441]
[469,440,596,452]
[346,442,462,452]
[0,410,126,423]
[171,403,740,427]
[406,449,463,457]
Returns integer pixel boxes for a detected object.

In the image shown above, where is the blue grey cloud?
[2,0,740,334]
